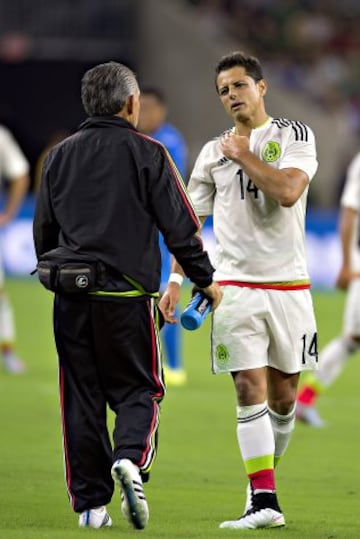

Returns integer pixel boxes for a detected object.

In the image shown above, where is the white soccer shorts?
[211,285,318,374]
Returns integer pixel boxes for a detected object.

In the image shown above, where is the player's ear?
[125,95,135,115]
[126,93,140,127]
[258,79,267,97]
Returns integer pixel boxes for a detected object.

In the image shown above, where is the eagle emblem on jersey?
[262,141,281,163]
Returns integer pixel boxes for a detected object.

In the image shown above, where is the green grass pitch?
[0,279,359,538]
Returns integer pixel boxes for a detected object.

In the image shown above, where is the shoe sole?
[220,509,285,530]
[112,463,148,530]
[220,520,285,530]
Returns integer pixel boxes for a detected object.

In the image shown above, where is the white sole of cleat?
[111,459,149,530]
[219,508,285,530]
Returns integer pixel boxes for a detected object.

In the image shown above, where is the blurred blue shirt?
[150,122,188,287]
[151,123,188,179]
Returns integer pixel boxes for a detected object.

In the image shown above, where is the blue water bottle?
[180,291,212,331]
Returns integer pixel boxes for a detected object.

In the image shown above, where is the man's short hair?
[81,61,139,117]
[215,52,264,90]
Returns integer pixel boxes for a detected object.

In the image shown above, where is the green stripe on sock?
[244,454,274,475]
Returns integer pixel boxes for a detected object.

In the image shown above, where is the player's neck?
[234,113,269,135]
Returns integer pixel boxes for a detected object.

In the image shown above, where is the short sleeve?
[279,124,318,182]
[188,141,217,216]
[0,126,29,179]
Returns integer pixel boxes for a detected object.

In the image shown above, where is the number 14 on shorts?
[301,332,318,365]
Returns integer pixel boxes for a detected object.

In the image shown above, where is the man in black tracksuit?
[33,61,223,530]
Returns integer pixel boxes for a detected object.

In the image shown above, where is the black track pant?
[53,294,165,513]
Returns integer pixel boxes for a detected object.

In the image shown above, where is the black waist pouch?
[36,249,105,294]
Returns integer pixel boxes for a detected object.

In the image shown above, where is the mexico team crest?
[262,141,281,162]
[216,344,229,365]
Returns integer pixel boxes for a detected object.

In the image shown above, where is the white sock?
[0,293,15,345]
[316,336,357,387]
[236,403,275,463]
[268,404,296,462]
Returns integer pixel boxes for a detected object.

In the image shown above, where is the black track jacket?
[33,116,214,293]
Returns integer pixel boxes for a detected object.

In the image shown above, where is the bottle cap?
[180,291,212,331]
[181,310,202,330]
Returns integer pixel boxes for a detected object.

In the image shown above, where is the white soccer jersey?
[340,151,360,272]
[0,125,29,180]
[188,116,318,283]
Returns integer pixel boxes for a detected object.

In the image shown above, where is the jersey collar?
[232,116,273,134]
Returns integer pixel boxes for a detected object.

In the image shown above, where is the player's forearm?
[3,175,29,221]
[170,258,185,278]
[234,150,307,207]
[339,207,357,267]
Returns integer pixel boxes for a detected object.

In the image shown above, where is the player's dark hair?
[81,61,139,117]
[141,87,166,104]
[215,52,264,91]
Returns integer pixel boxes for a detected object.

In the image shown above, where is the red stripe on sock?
[248,469,275,491]
[297,385,318,406]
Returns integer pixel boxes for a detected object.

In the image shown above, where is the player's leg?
[0,259,25,373]
[95,296,165,530]
[297,279,360,426]
[212,286,285,529]
[53,295,114,525]
[162,311,186,385]
[0,289,26,373]
[267,368,299,467]
[219,367,285,529]
[225,287,317,528]
[241,370,298,514]
[102,297,165,470]
[267,288,318,451]
[159,233,186,385]
[297,337,358,426]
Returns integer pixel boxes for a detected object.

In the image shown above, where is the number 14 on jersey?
[237,169,259,200]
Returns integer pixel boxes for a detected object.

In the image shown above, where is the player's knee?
[232,371,267,405]
[269,396,296,416]
[347,335,360,349]
[341,335,360,354]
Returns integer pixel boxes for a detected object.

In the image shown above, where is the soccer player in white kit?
[0,125,29,373]
[297,151,360,427]
[160,51,318,530]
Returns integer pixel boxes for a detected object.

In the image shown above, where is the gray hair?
[81,61,139,117]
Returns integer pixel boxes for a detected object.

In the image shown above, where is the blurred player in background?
[33,129,71,193]
[160,51,318,530]
[0,125,29,373]
[297,150,360,427]
[138,87,188,386]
